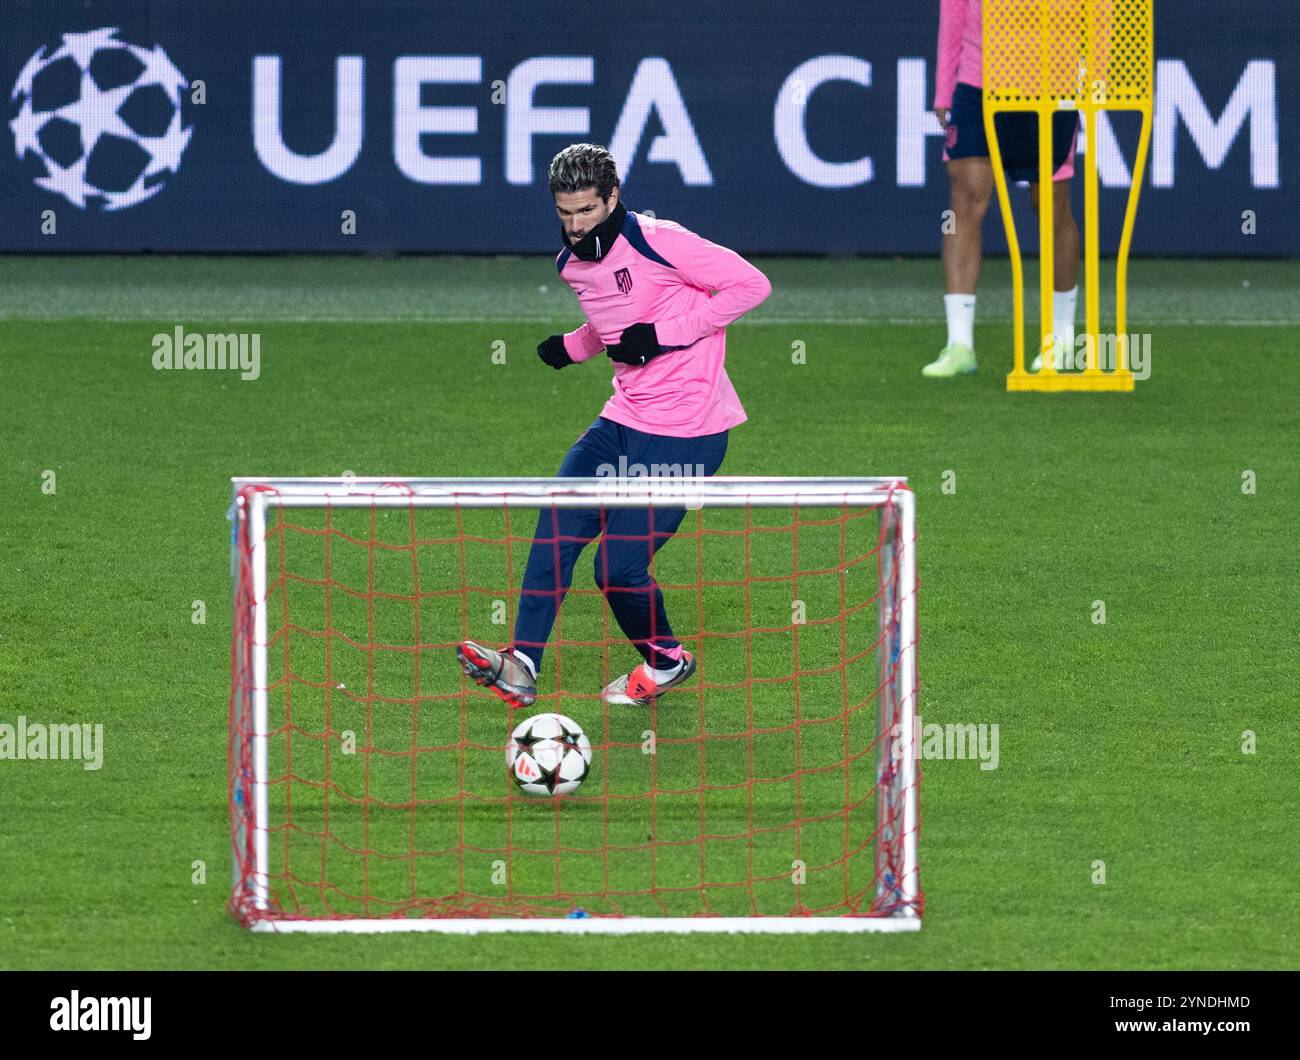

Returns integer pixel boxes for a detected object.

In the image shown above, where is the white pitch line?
[2,314,1299,326]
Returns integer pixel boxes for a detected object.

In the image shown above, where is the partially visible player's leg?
[595,425,728,706]
[1028,115,1082,370]
[1031,178,1080,293]
[925,82,994,378]
[456,417,615,707]
[943,156,995,297]
[1027,178,1080,369]
[509,417,618,669]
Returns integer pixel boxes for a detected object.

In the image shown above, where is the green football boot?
[921,343,976,378]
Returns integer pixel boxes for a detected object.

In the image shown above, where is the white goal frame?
[229,476,920,934]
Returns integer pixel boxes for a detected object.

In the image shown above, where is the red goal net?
[229,477,921,933]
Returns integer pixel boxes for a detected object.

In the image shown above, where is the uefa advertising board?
[1,0,1293,255]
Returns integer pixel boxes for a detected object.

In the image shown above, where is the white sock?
[647,657,684,683]
[1053,286,1078,355]
[511,649,537,681]
[944,293,976,350]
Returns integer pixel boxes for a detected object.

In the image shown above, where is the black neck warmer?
[563,200,627,262]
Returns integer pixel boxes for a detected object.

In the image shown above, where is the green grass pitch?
[1,254,1297,969]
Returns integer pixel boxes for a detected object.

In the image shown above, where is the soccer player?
[922,0,1082,377]
[456,143,772,708]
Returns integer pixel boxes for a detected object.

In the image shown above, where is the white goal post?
[228,477,921,934]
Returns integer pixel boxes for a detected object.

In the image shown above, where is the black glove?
[537,334,575,370]
[606,322,665,366]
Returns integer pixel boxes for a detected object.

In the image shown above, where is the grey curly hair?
[548,143,620,202]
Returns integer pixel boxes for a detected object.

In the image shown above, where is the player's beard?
[562,200,627,262]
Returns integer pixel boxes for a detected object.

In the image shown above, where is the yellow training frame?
[983,0,1154,392]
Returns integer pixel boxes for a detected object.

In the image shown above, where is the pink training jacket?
[558,211,772,438]
[935,0,983,111]
[935,0,1079,180]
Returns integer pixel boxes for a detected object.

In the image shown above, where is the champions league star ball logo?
[9,28,192,210]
